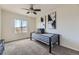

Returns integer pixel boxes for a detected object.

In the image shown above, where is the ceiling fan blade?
[22,8,29,10]
[33,12,37,15]
[27,12,30,14]
[34,9,41,11]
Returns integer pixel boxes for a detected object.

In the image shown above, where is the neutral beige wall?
[0,7,1,39]
[57,5,79,51]
[36,5,79,51]
[2,10,36,42]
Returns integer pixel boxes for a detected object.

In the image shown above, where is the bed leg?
[58,35,60,45]
[30,32,32,40]
[49,37,51,53]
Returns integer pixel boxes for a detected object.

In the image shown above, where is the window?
[15,19,27,33]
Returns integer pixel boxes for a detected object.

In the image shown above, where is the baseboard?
[60,44,79,52]
[5,37,30,43]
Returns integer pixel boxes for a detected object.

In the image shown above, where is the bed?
[30,32,60,53]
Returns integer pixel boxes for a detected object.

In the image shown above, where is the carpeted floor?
[3,39,79,55]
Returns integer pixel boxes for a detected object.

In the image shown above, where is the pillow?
[37,28,45,34]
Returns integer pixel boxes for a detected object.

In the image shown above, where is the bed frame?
[30,32,60,53]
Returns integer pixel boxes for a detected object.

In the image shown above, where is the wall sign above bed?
[40,11,56,30]
[47,11,56,29]
[40,17,46,29]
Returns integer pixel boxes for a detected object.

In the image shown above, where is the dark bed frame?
[30,32,60,53]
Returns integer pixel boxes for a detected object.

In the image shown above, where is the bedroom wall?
[0,7,1,39]
[1,10,36,42]
[36,5,79,51]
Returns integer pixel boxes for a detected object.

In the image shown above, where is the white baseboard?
[5,37,30,43]
[60,44,79,52]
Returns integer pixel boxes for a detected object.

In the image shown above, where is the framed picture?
[47,11,56,29]
[40,17,46,29]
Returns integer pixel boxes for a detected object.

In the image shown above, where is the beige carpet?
[3,39,79,55]
[3,39,51,55]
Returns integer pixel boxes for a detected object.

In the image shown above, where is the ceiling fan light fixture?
[22,4,41,15]
[33,12,37,15]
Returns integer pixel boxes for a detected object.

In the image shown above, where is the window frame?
[15,19,28,34]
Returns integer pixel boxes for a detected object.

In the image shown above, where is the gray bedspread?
[32,33,59,45]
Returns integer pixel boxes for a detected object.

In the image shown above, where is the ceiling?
[0,4,61,18]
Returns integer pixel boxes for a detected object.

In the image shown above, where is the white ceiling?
[0,4,61,18]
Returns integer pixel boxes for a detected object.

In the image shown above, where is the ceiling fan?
[22,4,41,15]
